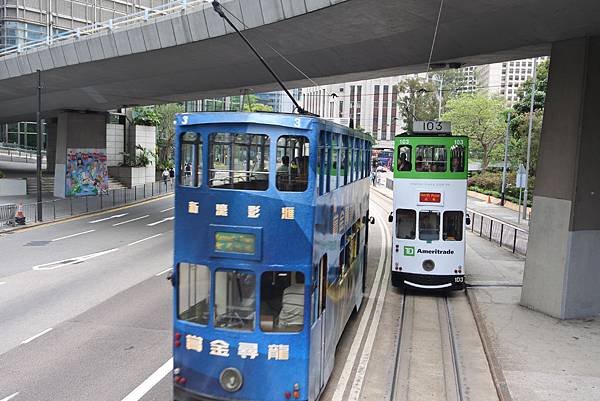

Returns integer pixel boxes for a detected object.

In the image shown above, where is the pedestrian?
[162,168,169,189]
[169,167,175,181]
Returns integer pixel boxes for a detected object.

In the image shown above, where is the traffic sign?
[516,164,527,188]
[413,120,451,134]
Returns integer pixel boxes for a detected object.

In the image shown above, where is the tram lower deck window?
[214,270,256,331]
[443,211,463,241]
[209,133,270,191]
[260,272,305,332]
[178,263,210,325]
[396,209,416,239]
[419,211,440,241]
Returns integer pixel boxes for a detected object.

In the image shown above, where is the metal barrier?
[467,209,528,255]
[0,145,46,164]
[0,180,174,229]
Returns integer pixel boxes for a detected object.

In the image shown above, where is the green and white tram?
[389,122,469,290]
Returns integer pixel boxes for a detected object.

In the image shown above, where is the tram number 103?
[413,120,451,134]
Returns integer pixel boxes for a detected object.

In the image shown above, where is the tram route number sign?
[413,120,451,134]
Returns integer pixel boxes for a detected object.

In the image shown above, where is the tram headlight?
[219,367,243,392]
[422,259,435,272]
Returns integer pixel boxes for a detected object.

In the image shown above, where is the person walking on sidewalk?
[162,168,169,190]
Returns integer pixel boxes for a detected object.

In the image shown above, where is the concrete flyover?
[0,0,600,122]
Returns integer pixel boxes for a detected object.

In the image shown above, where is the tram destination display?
[214,231,256,254]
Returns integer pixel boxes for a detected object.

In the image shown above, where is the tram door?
[309,254,328,399]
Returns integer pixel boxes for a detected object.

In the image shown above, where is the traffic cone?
[15,203,26,225]
[487,195,491,204]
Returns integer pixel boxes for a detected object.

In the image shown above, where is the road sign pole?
[500,112,511,206]
[518,187,522,225]
[522,58,538,220]
[36,69,43,222]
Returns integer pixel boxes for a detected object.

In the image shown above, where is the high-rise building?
[0,0,170,148]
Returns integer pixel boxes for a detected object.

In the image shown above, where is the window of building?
[276,136,310,192]
[178,263,210,325]
[396,209,416,239]
[415,145,446,172]
[419,211,440,241]
[180,131,202,187]
[209,133,269,190]
[214,270,256,331]
[443,211,463,241]
[397,145,412,171]
[450,144,465,172]
[260,271,305,332]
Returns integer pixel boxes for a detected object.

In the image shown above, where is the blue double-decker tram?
[172,112,373,401]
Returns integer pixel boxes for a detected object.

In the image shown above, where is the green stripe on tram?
[393,135,469,180]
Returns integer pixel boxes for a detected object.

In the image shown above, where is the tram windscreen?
[214,232,256,255]
[178,263,210,325]
[419,211,440,241]
[214,270,256,331]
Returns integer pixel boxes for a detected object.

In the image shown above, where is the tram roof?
[176,111,373,142]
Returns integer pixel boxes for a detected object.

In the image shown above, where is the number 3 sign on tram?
[413,120,452,134]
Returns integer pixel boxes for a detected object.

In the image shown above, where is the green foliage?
[132,107,161,126]
[468,171,534,205]
[154,103,184,171]
[121,145,155,167]
[508,110,543,175]
[0,170,4,179]
[512,60,549,114]
[396,77,439,131]
[242,95,273,112]
[442,93,508,171]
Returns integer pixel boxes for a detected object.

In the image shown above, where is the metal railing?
[0,145,47,164]
[0,0,211,59]
[467,209,528,255]
[0,180,173,229]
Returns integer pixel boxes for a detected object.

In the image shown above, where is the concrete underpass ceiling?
[1,0,599,122]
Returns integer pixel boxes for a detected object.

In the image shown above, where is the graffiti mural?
[65,149,109,197]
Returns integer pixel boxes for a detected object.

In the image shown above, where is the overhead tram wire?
[211,1,316,116]
[426,0,445,74]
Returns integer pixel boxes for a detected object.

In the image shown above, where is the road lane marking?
[89,213,128,224]
[121,358,173,401]
[113,215,150,227]
[155,267,173,277]
[51,229,95,242]
[128,234,162,246]
[147,217,174,226]
[331,211,389,401]
[32,248,119,271]
[0,392,19,401]
[21,328,53,344]
[160,207,174,213]
[0,282,6,286]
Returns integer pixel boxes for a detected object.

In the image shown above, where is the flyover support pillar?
[53,111,108,198]
[521,36,600,319]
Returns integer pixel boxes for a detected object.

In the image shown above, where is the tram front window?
[396,209,416,239]
[416,145,446,172]
[443,211,464,241]
[276,136,310,192]
[397,146,412,171]
[178,263,210,325]
[209,133,270,190]
[180,132,202,187]
[215,270,256,331]
[419,211,440,241]
[260,271,305,332]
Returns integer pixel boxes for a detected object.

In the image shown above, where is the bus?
[371,148,393,171]
[389,129,469,290]
[172,112,373,401]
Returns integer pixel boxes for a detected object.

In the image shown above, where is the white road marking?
[21,328,53,344]
[120,358,173,401]
[51,229,95,242]
[155,267,173,276]
[0,392,19,401]
[147,216,174,226]
[128,234,162,246]
[160,207,174,213]
[331,211,389,401]
[32,248,119,271]
[89,213,128,224]
[347,215,391,401]
[113,215,150,226]
[0,282,6,286]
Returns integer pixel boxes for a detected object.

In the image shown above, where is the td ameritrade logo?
[403,246,454,256]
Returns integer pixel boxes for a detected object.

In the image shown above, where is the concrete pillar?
[45,119,57,174]
[53,111,108,197]
[521,36,600,319]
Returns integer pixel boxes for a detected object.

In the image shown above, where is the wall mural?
[65,148,109,197]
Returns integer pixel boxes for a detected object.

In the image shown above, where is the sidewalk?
[467,194,529,232]
[372,184,600,401]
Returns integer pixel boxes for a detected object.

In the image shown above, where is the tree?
[396,77,438,131]
[154,103,184,170]
[442,93,507,171]
[512,59,549,113]
[241,94,273,112]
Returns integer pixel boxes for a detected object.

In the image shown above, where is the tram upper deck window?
[396,209,416,239]
[450,144,465,172]
[260,271,305,332]
[397,146,412,171]
[214,270,256,331]
[209,133,269,191]
[276,136,310,192]
[443,211,463,241]
[180,132,202,187]
[419,211,440,241]
[178,263,210,325]
[415,145,446,172]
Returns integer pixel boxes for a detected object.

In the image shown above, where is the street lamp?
[428,74,444,119]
